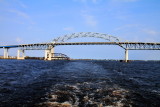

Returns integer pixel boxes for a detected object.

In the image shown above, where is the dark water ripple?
[0,59,160,107]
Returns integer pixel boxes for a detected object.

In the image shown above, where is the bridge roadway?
[1,42,160,50]
[0,42,160,62]
[1,31,159,61]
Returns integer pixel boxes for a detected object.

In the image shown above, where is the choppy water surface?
[0,60,160,107]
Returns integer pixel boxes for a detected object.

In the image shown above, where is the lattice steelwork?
[118,42,160,50]
[1,32,160,50]
[19,43,52,50]
[18,42,160,50]
[53,32,120,43]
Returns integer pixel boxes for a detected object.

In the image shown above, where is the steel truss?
[51,32,160,50]
[52,32,120,43]
[19,43,53,50]
[118,42,160,50]
[19,42,160,50]
[1,32,159,50]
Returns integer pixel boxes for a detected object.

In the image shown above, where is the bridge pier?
[44,47,54,60]
[17,49,25,60]
[125,49,129,62]
[3,48,9,58]
[45,50,49,60]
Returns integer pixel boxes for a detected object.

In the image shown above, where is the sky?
[0,0,160,60]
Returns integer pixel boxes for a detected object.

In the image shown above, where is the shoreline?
[0,57,160,62]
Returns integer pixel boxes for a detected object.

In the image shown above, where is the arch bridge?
[0,32,160,62]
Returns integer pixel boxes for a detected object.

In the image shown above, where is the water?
[0,59,160,107]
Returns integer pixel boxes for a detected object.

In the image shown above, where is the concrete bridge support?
[44,47,54,60]
[125,49,129,62]
[4,48,9,58]
[17,49,25,60]
[45,50,49,60]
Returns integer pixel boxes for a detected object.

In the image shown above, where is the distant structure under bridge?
[0,32,160,62]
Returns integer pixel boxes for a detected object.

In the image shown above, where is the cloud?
[111,0,138,2]
[16,0,28,8]
[82,12,97,27]
[91,0,99,3]
[114,24,140,31]
[8,9,29,19]
[74,0,86,2]
[16,37,23,43]
[73,0,100,3]
[0,0,35,27]
[142,29,159,36]
[122,0,138,2]
[115,25,159,37]
[63,27,74,32]
[114,24,160,42]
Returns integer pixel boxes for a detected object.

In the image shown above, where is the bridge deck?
[0,42,160,50]
[0,45,19,48]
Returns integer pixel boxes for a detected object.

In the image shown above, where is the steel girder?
[19,43,53,50]
[18,42,160,50]
[118,42,160,50]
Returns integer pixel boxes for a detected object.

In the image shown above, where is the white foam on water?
[39,82,131,107]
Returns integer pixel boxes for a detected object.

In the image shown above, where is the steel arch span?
[52,32,120,43]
